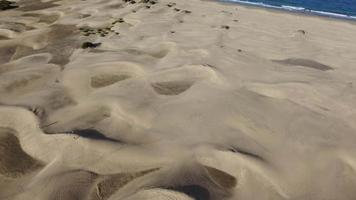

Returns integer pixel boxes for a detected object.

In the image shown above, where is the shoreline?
[215,0,356,25]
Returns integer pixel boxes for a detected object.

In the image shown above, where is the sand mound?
[25,168,159,200]
[91,74,130,88]
[167,185,210,200]
[125,188,195,200]
[0,45,16,65]
[204,166,237,189]
[137,163,238,200]
[151,81,194,95]
[17,0,60,11]
[12,24,79,66]
[92,168,159,200]
[22,13,60,24]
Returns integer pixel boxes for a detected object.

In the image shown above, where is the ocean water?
[221,0,356,20]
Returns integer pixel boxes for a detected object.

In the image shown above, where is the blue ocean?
[221,0,356,20]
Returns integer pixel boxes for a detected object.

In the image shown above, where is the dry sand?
[1,0,356,199]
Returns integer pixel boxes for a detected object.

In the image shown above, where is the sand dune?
[0,127,43,177]
[1,0,356,199]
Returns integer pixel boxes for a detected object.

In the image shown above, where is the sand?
[1,0,356,199]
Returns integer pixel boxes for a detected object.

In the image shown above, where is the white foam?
[281,5,305,11]
[221,0,356,20]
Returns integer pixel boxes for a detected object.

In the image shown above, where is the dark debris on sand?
[81,42,101,49]
[297,29,306,35]
[0,0,18,10]
[221,25,230,30]
[167,2,176,7]
[123,0,157,6]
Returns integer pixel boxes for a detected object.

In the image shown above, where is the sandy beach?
[1,0,356,199]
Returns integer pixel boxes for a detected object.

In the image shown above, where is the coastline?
[215,0,356,25]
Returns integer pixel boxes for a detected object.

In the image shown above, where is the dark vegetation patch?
[79,18,123,37]
[81,42,101,49]
[0,0,18,11]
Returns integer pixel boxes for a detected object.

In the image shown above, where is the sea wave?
[222,0,281,9]
[281,5,305,11]
[220,0,356,20]
[309,10,356,20]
